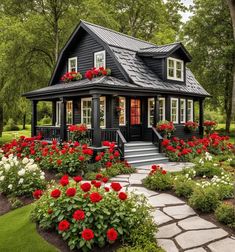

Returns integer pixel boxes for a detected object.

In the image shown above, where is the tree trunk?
[22,113,26,130]
[0,104,3,137]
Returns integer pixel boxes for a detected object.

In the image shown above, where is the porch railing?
[116,129,127,159]
[152,126,163,153]
[36,126,61,141]
[101,128,118,142]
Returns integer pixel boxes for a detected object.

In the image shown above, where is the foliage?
[156,120,175,138]
[8,197,24,209]
[215,203,235,229]
[37,116,51,126]
[173,173,195,198]
[31,177,155,251]
[230,158,235,167]
[0,155,46,197]
[189,186,220,213]
[143,165,173,191]
[61,71,82,82]
[3,118,19,131]
[203,120,217,135]
[184,121,198,132]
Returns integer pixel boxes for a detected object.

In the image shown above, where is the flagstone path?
[109,162,235,252]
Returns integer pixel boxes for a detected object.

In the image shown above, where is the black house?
[24,20,209,165]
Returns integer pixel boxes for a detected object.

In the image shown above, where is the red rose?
[66,187,76,197]
[82,228,94,240]
[107,228,118,241]
[118,192,127,201]
[102,177,109,183]
[105,161,112,168]
[48,209,53,214]
[80,182,91,192]
[57,159,62,165]
[51,189,61,198]
[91,180,97,185]
[111,182,122,192]
[96,173,103,180]
[161,170,167,175]
[114,151,120,157]
[94,181,102,188]
[33,189,43,199]
[60,175,69,186]
[95,155,102,162]
[58,220,70,231]
[90,192,103,203]
[73,210,85,221]
[79,156,85,161]
[104,187,110,192]
[73,176,83,183]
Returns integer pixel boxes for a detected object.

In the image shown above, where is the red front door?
[130,99,142,141]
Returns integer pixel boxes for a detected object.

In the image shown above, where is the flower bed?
[156,120,175,138]
[31,176,156,251]
[68,124,89,144]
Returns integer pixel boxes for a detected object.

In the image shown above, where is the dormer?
[137,42,192,83]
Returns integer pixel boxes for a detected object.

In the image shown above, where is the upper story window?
[167,57,184,81]
[119,97,126,126]
[171,98,179,124]
[180,99,186,123]
[187,100,194,121]
[94,50,106,68]
[68,57,77,72]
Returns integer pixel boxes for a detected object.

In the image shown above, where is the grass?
[0,204,57,252]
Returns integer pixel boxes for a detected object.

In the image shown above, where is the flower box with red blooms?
[184,121,199,132]
[31,175,154,251]
[203,120,217,134]
[156,120,175,138]
[85,67,111,80]
[60,71,82,83]
[68,124,89,144]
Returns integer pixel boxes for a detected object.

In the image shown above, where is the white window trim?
[94,50,106,68]
[56,101,62,126]
[159,97,166,121]
[171,98,179,124]
[180,99,186,123]
[119,97,126,126]
[81,97,106,129]
[187,100,194,122]
[148,98,154,128]
[68,57,77,72]
[167,57,184,81]
[66,100,73,125]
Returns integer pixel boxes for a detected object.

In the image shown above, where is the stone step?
[125,142,156,150]
[128,157,169,167]
[124,147,159,156]
[125,152,165,162]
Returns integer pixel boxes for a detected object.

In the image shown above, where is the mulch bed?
[0,193,11,216]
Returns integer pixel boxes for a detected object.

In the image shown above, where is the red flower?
[111,182,122,192]
[161,170,167,175]
[107,228,118,241]
[90,192,103,203]
[114,151,120,157]
[57,159,62,166]
[104,187,110,192]
[95,155,102,162]
[162,139,170,147]
[118,192,127,201]
[105,161,112,168]
[95,173,103,180]
[102,177,109,183]
[73,176,83,183]
[60,175,69,186]
[82,229,94,241]
[80,182,91,192]
[94,181,102,188]
[79,156,85,161]
[48,209,53,214]
[73,210,85,221]
[66,187,76,197]
[33,189,43,199]
[51,189,61,198]
[58,220,70,231]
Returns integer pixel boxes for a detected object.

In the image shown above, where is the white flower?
[213,163,218,167]
[4,164,10,172]
[8,154,13,160]
[2,156,7,162]
[8,184,13,190]
[40,175,45,180]
[227,158,232,162]
[131,208,136,212]
[0,171,3,176]
[18,178,24,184]
[29,159,34,164]
[22,157,29,164]
[0,176,5,181]
[185,174,189,178]
[27,164,37,172]
[18,169,26,176]
[203,175,206,178]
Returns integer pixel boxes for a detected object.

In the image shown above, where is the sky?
[180,0,194,23]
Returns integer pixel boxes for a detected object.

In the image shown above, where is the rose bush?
[31,176,155,251]
[184,121,198,132]
[68,124,89,144]
[203,120,217,134]
[0,155,46,197]
[156,120,175,138]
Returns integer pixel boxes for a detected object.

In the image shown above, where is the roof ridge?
[157,42,181,48]
[81,20,156,48]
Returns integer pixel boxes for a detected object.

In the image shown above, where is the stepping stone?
[109,177,129,182]
[163,205,196,219]
[156,223,182,238]
[175,229,228,250]
[157,239,179,252]
[127,186,158,197]
[152,209,173,225]
[136,169,149,174]
[129,173,147,185]
[185,248,207,252]
[178,216,216,230]
[115,174,130,178]
[148,194,185,207]
[208,237,235,252]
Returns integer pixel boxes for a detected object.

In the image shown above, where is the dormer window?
[68,57,77,72]
[94,50,106,68]
[167,57,184,81]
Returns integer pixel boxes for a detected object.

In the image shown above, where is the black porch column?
[52,101,56,125]
[165,96,171,121]
[31,100,38,137]
[153,96,160,126]
[92,94,101,147]
[199,99,204,137]
[60,99,67,141]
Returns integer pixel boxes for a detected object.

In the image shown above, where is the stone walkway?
[109,162,235,252]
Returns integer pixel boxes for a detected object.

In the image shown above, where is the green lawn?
[0,204,57,252]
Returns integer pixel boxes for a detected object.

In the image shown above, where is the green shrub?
[118,243,164,252]
[173,175,195,198]
[9,197,24,209]
[215,203,235,228]
[189,186,220,213]
[230,159,235,168]
[4,118,19,131]
[38,116,51,125]
[194,162,222,178]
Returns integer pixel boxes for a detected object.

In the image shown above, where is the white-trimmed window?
[187,100,194,121]
[81,97,106,128]
[171,98,179,123]
[94,50,106,68]
[119,97,126,126]
[148,98,155,127]
[180,99,186,123]
[159,98,166,121]
[56,101,62,126]
[66,101,73,125]
[68,57,77,72]
[167,57,184,81]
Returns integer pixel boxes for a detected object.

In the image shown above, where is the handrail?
[152,126,163,153]
[116,129,127,159]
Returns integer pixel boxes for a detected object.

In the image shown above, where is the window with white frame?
[56,101,62,126]
[167,57,184,81]
[148,98,155,127]
[94,50,106,68]
[180,99,186,123]
[171,98,179,123]
[187,100,194,121]
[66,101,73,125]
[159,98,166,121]
[68,57,77,72]
[81,97,106,128]
[119,97,126,126]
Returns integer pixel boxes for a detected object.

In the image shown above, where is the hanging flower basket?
[156,120,175,139]
[61,71,82,83]
[184,121,199,132]
[85,67,111,81]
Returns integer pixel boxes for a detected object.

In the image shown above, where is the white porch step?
[128,157,169,167]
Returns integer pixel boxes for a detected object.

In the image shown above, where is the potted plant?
[184,121,199,132]
[156,120,175,138]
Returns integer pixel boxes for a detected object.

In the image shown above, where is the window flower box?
[61,71,82,83]
[85,67,111,80]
